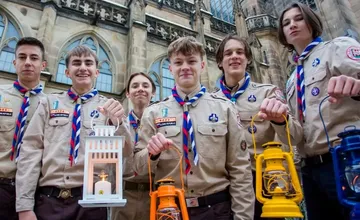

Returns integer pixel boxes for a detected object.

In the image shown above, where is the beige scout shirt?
[0,84,46,179]
[214,81,303,169]
[16,91,133,212]
[123,112,149,183]
[133,86,254,220]
[286,37,360,157]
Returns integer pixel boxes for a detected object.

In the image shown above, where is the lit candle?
[95,170,111,195]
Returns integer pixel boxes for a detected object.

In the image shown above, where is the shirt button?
[190,190,194,193]
[212,129,215,132]
[66,176,70,180]
[190,171,193,175]
[189,149,192,152]
[165,131,167,135]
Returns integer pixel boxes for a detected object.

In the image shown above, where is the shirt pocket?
[45,117,71,142]
[158,126,181,160]
[197,124,227,159]
[240,111,267,146]
[304,68,328,106]
[0,120,15,151]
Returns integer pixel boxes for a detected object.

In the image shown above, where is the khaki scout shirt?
[16,91,133,212]
[133,86,254,220]
[0,84,46,179]
[214,81,303,169]
[286,37,360,157]
[123,112,149,183]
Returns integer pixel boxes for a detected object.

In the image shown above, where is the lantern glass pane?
[263,170,290,194]
[345,165,360,193]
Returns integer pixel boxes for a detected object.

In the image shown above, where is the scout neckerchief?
[128,110,139,144]
[11,80,43,161]
[172,85,206,174]
[67,88,98,166]
[296,36,322,120]
[220,72,250,103]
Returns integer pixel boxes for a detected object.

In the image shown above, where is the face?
[65,54,99,92]
[282,7,313,46]
[169,52,204,90]
[13,45,46,86]
[126,75,154,107]
[220,39,249,79]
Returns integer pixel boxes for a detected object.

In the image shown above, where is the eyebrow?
[18,53,40,57]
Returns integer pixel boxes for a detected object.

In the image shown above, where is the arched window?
[56,36,113,92]
[298,0,317,11]
[148,57,175,101]
[0,12,21,73]
[210,0,234,24]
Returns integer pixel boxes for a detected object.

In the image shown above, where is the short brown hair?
[65,45,99,67]
[167,36,205,60]
[126,72,156,93]
[16,37,45,61]
[278,2,323,50]
[215,34,253,71]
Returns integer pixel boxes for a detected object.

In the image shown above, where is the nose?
[289,19,297,29]
[79,62,87,71]
[230,51,239,60]
[24,57,31,66]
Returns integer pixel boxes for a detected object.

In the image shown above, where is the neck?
[224,72,245,88]
[132,106,145,119]
[178,83,201,96]
[294,37,314,55]
[18,79,40,90]
[71,86,92,96]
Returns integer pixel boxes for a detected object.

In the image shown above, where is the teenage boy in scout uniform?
[213,34,303,220]
[15,45,133,220]
[0,37,47,220]
[133,36,255,219]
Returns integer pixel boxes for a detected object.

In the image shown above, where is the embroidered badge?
[311,87,320,96]
[248,125,257,134]
[90,109,100,118]
[162,108,168,117]
[312,58,320,67]
[155,117,176,128]
[274,88,286,104]
[346,46,360,60]
[240,140,247,151]
[248,94,256,102]
[53,101,59,110]
[0,107,13,116]
[50,109,70,118]
[208,113,218,122]
[89,131,95,136]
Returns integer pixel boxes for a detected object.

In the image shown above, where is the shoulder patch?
[346,46,360,60]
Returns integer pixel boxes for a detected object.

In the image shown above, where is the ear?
[169,63,172,72]
[41,60,47,71]
[201,61,205,70]
[13,59,16,67]
[126,92,130,99]
[65,68,70,78]
[95,69,100,78]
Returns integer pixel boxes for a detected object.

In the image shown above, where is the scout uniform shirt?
[0,84,46,179]
[214,81,303,169]
[286,36,360,157]
[133,86,254,220]
[15,91,133,212]
[123,112,149,183]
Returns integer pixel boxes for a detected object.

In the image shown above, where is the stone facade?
[0,0,359,110]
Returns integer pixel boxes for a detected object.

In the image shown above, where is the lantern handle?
[148,145,185,195]
[318,95,331,148]
[251,113,293,159]
[90,110,120,132]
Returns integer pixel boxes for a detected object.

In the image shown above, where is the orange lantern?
[148,147,189,220]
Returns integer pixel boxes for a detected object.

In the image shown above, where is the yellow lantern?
[148,147,189,220]
[251,114,303,218]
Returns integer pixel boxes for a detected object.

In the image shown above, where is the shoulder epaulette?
[210,93,228,102]
[212,87,220,93]
[250,82,275,89]
[148,100,160,107]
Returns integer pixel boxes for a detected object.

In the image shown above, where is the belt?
[38,186,82,199]
[304,152,332,166]
[124,181,150,191]
[185,189,230,208]
[0,178,15,186]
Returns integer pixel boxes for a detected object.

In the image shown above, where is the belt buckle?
[186,197,199,207]
[58,189,72,199]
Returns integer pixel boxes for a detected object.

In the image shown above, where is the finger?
[328,96,338,103]
[102,99,114,110]
[327,77,336,96]
[157,133,170,147]
[271,102,282,118]
[113,108,125,119]
[351,79,360,96]
[265,99,275,116]
[147,143,157,155]
[342,77,355,96]
[258,112,268,120]
[260,98,270,112]
[106,100,119,113]
[97,106,107,115]
[148,140,159,155]
[277,105,288,119]
[333,76,346,96]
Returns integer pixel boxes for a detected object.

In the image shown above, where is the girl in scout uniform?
[278,3,360,220]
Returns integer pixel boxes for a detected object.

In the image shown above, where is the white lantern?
[79,118,127,208]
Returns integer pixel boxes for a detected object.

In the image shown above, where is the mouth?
[290,31,299,36]
[180,73,193,77]
[75,74,90,78]
[22,70,34,74]
[230,62,241,67]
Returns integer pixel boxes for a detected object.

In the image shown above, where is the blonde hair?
[167,36,205,59]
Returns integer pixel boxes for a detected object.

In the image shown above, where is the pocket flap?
[240,111,264,122]
[198,124,227,136]
[0,121,15,132]
[305,69,327,86]
[48,118,70,126]
[161,126,181,138]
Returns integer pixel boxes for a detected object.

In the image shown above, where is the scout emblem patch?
[248,125,257,134]
[346,46,360,60]
[50,109,70,118]
[162,108,168,117]
[240,140,247,151]
[274,88,286,104]
[0,107,13,116]
[311,87,320,96]
[155,117,176,128]
[90,109,100,118]
[208,113,218,122]
[248,94,256,102]
[312,58,320,67]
